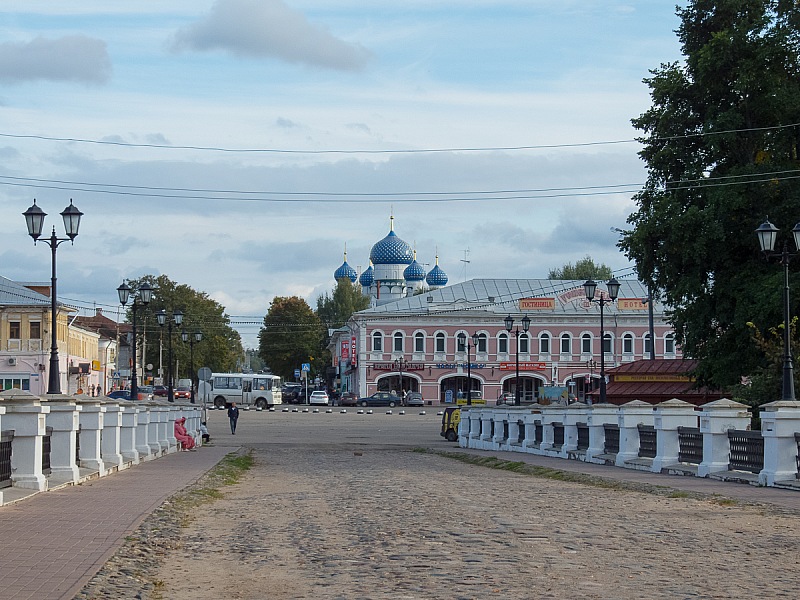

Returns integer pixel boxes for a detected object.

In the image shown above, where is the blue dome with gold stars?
[359,263,374,286]
[403,254,426,282]
[369,217,413,266]
[425,255,448,287]
[334,251,358,283]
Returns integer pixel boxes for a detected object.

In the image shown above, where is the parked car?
[309,390,329,406]
[107,390,131,400]
[405,391,425,407]
[153,385,168,397]
[282,383,303,403]
[339,391,358,406]
[359,392,402,407]
[174,386,191,400]
[496,392,515,405]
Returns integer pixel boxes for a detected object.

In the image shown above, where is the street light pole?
[394,356,407,403]
[504,314,530,406]
[584,278,621,404]
[117,282,153,401]
[23,200,83,395]
[157,308,184,402]
[182,330,202,404]
[458,331,482,406]
[756,218,800,402]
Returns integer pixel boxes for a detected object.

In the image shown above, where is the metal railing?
[517,420,525,445]
[576,422,589,451]
[678,426,703,464]
[552,422,564,448]
[503,421,509,442]
[75,426,81,466]
[638,424,657,459]
[42,426,53,476]
[534,422,543,445]
[728,430,764,474]
[0,430,14,489]
[603,423,620,455]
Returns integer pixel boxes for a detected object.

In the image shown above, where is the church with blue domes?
[334,216,448,306]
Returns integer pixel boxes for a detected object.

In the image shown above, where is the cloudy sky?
[0,1,684,347]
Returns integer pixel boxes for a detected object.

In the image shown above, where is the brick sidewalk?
[0,445,232,600]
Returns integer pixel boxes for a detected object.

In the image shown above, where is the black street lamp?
[584,278,621,404]
[504,314,530,406]
[117,281,153,401]
[157,308,184,402]
[756,218,800,402]
[394,356,408,402]
[23,199,83,395]
[182,330,203,404]
[457,331,480,405]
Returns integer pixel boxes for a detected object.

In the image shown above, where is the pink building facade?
[331,278,680,404]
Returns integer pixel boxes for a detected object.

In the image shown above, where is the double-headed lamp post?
[182,330,203,404]
[394,356,408,401]
[457,332,480,405]
[117,282,153,401]
[756,218,800,402]
[23,199,83,395]
[157,308,184,402]
[584,277,621,404]
[504,314,530,406]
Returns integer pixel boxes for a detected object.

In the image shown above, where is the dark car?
[281,383,302,403]
[107,390,131,400]
[174,386,191,400]
[339,391,358,406]
[153,385,168,397]
[359,392,402,407]
[405,391,425,407]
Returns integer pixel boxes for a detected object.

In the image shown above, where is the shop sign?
[617,298,648,310]
[434,363,486,369]
[351,336,357,367]
[341,340,349,360]
[519,297,555,310]
[499,362,547,371]
[615,374,692,382]
[372,362,425,371]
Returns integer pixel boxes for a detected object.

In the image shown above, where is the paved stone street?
[124,409,800,599]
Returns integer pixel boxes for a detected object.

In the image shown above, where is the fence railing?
[41,426,53,476]
[603,424,620,455]
[728,430,764,474]
[0,430,13,489]
[577,422,589,451]
[678,427,703,464]
[637,424,657,459]
[552,422,564,449]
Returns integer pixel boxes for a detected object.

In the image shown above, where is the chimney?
[96,308,103,317]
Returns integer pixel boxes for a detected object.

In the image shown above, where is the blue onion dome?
[403,250,426,282]
[369,216,413,265]
[426,254,448,286]
[359,262,375,286]
[334,250,358,283]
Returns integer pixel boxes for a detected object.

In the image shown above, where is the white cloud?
[171,0,371,71]
[0,36,111,84]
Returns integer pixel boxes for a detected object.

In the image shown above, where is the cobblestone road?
[81,410,800,599]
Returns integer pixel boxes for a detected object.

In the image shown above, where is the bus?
[208,373,283,409]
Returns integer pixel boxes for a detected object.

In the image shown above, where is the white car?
[309,390,329,406]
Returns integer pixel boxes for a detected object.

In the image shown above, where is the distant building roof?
[0,276,52,307]
[73,308,126,341]
[599,359,724,406]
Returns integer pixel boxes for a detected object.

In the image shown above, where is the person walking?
[227,402,240,435]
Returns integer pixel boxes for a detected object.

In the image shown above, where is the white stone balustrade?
[563,402,591,456]
[521,411,542,451]
[43,395,82,484]
[585,403,619,463]
[100,400,124,472]
[652,399,699,472]
[119,401,140,466]
[0,390,50,491]
[76,397,106,475]
[615,400,656,467]
[758,400,800,486]
[136,404,154,460]
[539,404,566,455]
[697,399,751,477]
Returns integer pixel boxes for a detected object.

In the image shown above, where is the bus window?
[243,380,252,393]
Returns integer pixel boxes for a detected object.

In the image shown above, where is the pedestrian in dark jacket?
[227,402,240,434]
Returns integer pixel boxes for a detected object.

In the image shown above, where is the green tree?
[259,296,324,380]
[316,279,370,330]
[124,275,243,380]
[547,256,613,280]
[620,0,800,393]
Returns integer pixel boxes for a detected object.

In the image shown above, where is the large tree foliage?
[621,0,800,394]
[259,296,324,380]
[316,278,370,330]
[123,275,243,379]
[547,256,613,281]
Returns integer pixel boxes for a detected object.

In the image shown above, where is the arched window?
[414,332,425,353]
[476,333,487,353]
[498,332,508,354]
[560,333,571,355]
[581,333,592,354]
[456,333,466,353]
[602,333,612,354]
[665,333,675,354]
[539,332,550,354]
[393,332,404,353]
[622,333,634,354]
[644,333,652,355]
[519,333,530,354]
[435,332,446,353]
[372,331,383,352]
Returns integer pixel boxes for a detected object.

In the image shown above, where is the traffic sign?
[294,369,301,378]
[301,363,310,372]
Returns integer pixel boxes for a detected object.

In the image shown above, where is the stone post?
[146,402,162,456]
[119,401,140,466]
[479,410,493,449]
[0,390,50,491]
[563,402,590,456]
[468,409,482,447]
[521,409,542,451]
[100,400,124,472]
[76,397,106,475]
[154,403,170,455]
[43,394,82,484]
[697,398,751,477]
[492,409,509,449]
[758,400,800,486]
[135,402,154,460]
[539,404,566,455]
[586,403,619,463]
[652,399,699,472]
[615,400,655,467]
[166,403,179,454]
